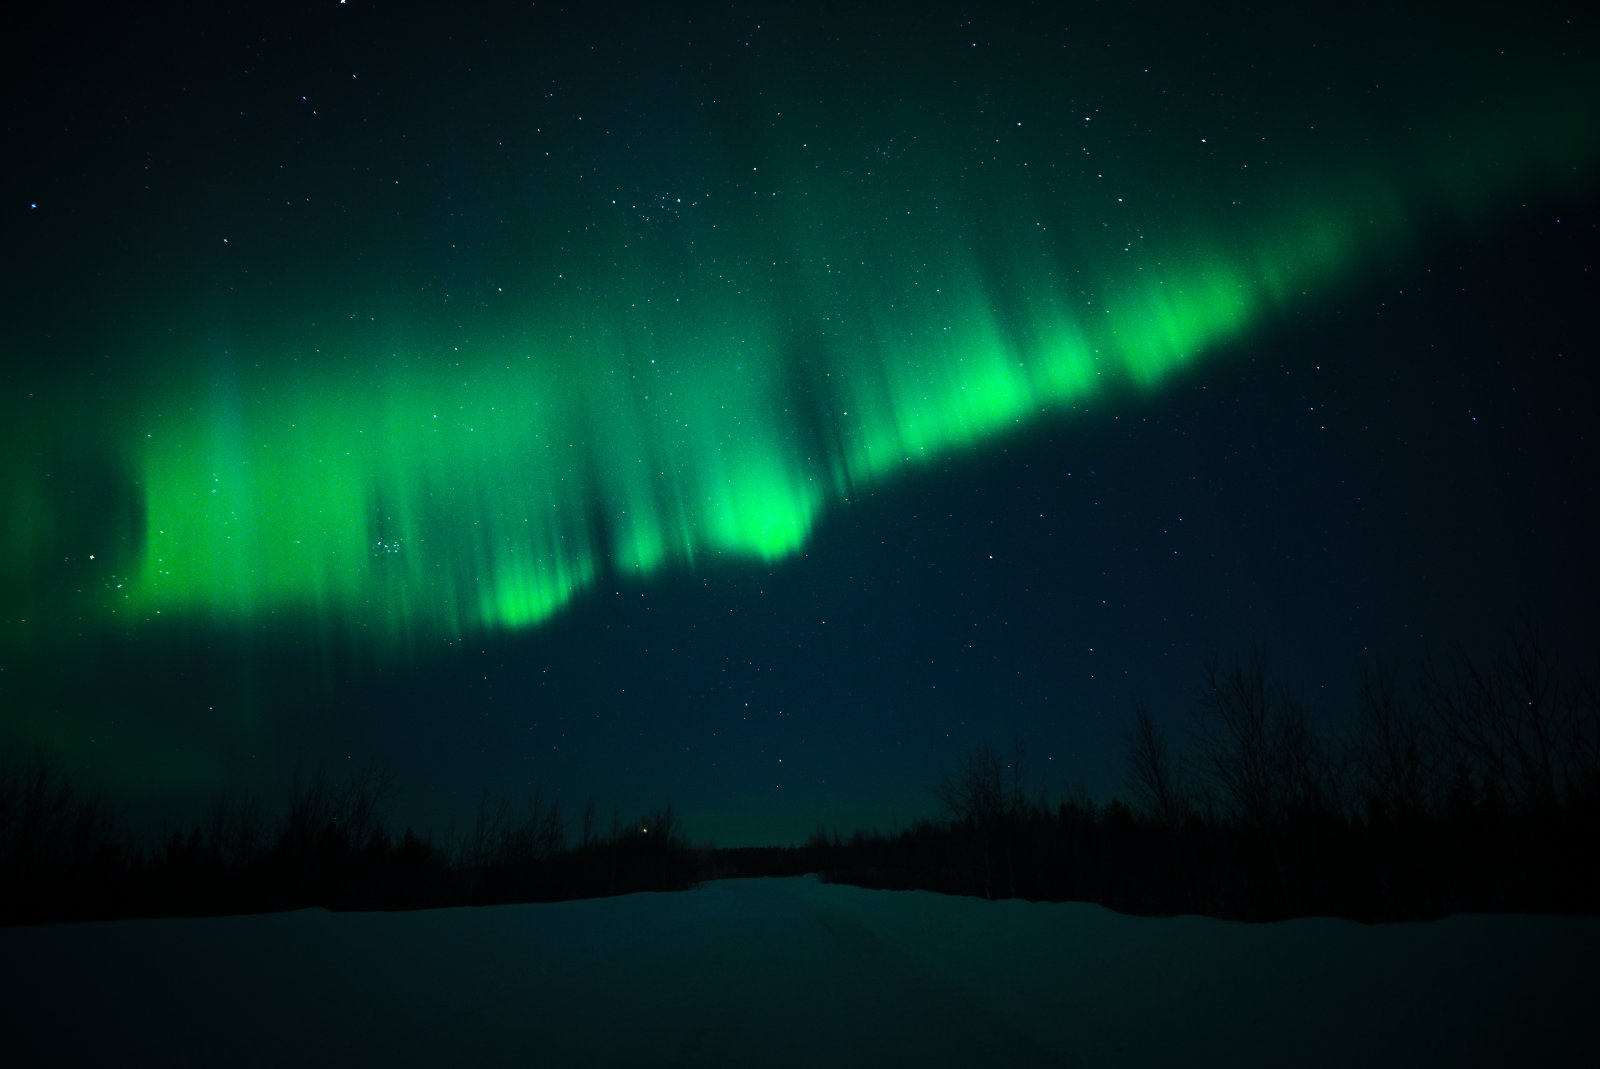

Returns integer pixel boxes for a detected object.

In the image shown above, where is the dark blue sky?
[3,2,1595,844]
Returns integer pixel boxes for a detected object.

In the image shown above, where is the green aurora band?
[10,65,1597,657]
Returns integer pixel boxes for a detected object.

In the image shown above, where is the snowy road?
[4,876,1596,1067]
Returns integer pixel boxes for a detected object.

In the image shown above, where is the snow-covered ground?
[5,876,1595,1067]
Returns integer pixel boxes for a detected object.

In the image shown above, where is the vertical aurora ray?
[7,13,1594,659]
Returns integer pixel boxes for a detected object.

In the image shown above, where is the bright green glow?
[7,55,1593,655]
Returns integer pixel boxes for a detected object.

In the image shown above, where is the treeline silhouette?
[0,758,694,925]
[802,628,1600,921]
[6,628,1596,925]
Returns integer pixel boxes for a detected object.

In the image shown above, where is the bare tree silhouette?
[1125,702,1187,829]
[933,738,1031,898]
[1194,652,1333,830]
[1355,662,1434,825]
[1421,624,1598,817]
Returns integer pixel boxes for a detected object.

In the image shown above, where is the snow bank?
[4,876,1594,1067]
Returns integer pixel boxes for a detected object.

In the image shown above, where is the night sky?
[4,2,1596,846]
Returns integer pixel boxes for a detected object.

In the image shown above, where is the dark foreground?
[4,876,1596,1068]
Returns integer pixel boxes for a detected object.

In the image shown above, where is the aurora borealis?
[4,3,1597,842]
